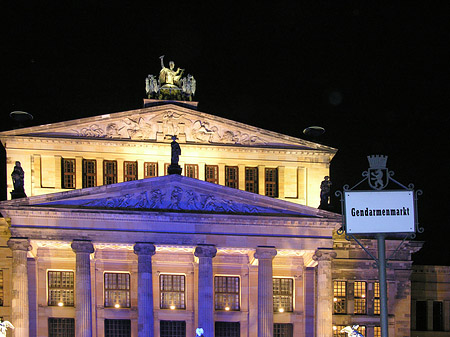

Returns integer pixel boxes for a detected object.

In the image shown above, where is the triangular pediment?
[0,103,334,151]
[0,175,338,219]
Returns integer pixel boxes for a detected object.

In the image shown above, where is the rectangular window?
[374,326,381,337]
[333,281,346,314]
[245,167,258,193]
[433,301,443,331]
[0,270,3,306]
[144,162,158,178]
[273,278,293,312]
[62,158,76,189]
[82,159,96,188]
[48,271,74,307]
[160,320,186,337]
[215,276,240,311]
[205,165,219,184]
[103,160,117,185]
[185,164,198,179]
[354,281,366,314]
[274,323,293,337]
[160,274,185,309]
[216,322,240,337]
[48,318,75,337]
[105,319,131,337]
[265,168,278,197]
[225,166,239,189]
[104,273,130,308]
[374,282,380,315]
[124,161,137,181]
[415,300,427,331]
[333,326,346,337]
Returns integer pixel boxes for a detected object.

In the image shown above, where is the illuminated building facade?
[0,100,422,337]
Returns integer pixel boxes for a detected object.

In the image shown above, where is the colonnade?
[7,238,335,337]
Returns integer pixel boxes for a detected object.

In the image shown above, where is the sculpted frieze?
[68,110,268,145]
[80,185,275,214]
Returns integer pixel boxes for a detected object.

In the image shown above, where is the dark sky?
[2,3,450,264]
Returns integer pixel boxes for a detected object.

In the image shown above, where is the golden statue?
[159,55,184,88]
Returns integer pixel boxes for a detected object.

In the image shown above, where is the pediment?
[0,103,334,151]
[0,175,337,219]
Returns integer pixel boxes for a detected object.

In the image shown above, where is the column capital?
[254,246,277,260]
[7,237,31,251]
[313,249,337,262]
[133,242,156,256]
[71,240,94,254]
[194,245,217,258]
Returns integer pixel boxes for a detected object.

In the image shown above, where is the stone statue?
[159,55,184,88]
[341,325,364,337]
[319,176,331,209]
[11,161,27,199]
[0,320,14,337]
[195,328,204,337]
[171,136,181,165]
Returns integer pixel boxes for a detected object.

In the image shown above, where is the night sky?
[2,3,449,264]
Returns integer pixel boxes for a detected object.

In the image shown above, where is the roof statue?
[146,55,196,101]
[11,161,27,199]
[0,320,15,337]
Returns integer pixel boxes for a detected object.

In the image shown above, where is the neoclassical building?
[0,98,422,337]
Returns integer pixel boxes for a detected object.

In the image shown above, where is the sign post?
[336,156,422,337]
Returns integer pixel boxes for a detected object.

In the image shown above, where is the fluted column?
[313,249,337,337]
[133,243,156,337]
[194,245,217,337]
[71,240,94,337]
[7,238,31,337]
[254,246,277,337]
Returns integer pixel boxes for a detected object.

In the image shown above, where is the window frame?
[265,167,278,197]
[354,281,366,314]
[104,272,131,308]
[47,270,75,307]
[82,159,97,188]
[184,164,199,179]
[160,274,186,310]
[245,167,258,193]
[144,162,158,178]
[333,280,347,314]
[62,158,76,189]
[273,277,294,313]
[205,165,219,184]
[105,319,131,337]
[214,275,240,311]
[225,166,239,189]
[123,161,138,181]
[374,281,380,315]
[48,317,75,337]
[103,160,118,185]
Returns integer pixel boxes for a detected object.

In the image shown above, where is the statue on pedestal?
[11,161,27,199]
[145,56,196,101]
[318,176,331,210]
[168,136,182,175]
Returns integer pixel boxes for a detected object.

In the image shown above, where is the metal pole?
[377,233,389,337]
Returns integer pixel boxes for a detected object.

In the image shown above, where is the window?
[0,270,3,306]
[160,274,185,309]
[433,301,443,331]
[333,326,346,337]
[415,301,427,331]
[274,323,293,337]
[333,281,346,314]
[160,320,186,337]
[124,161,137,181]
[374,326,381,337]
[82,159,96,188]
[273,278,293,312]
[205,165,218,184]
[48,318,75,337]
[62,159,76,189]
[144,162,158,178]
[216,322,240,337]
[104,273,130,308]
[225,166,239,189]
[103,160,117,185]
[215,276,240,311]
[354,281,366,314]
[374,282,380,315]
[105,319,131,337]
[185,164,198,179]
[48,271,74,307]
[245,167,258,193]
[265,168,278,197]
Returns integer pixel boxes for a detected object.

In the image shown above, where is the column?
[194,245,217,337]
[7,238,31,337]
[313,249,337,337]
[134,243,156,337]
[71,240,94,337]
[254,246,277,337]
